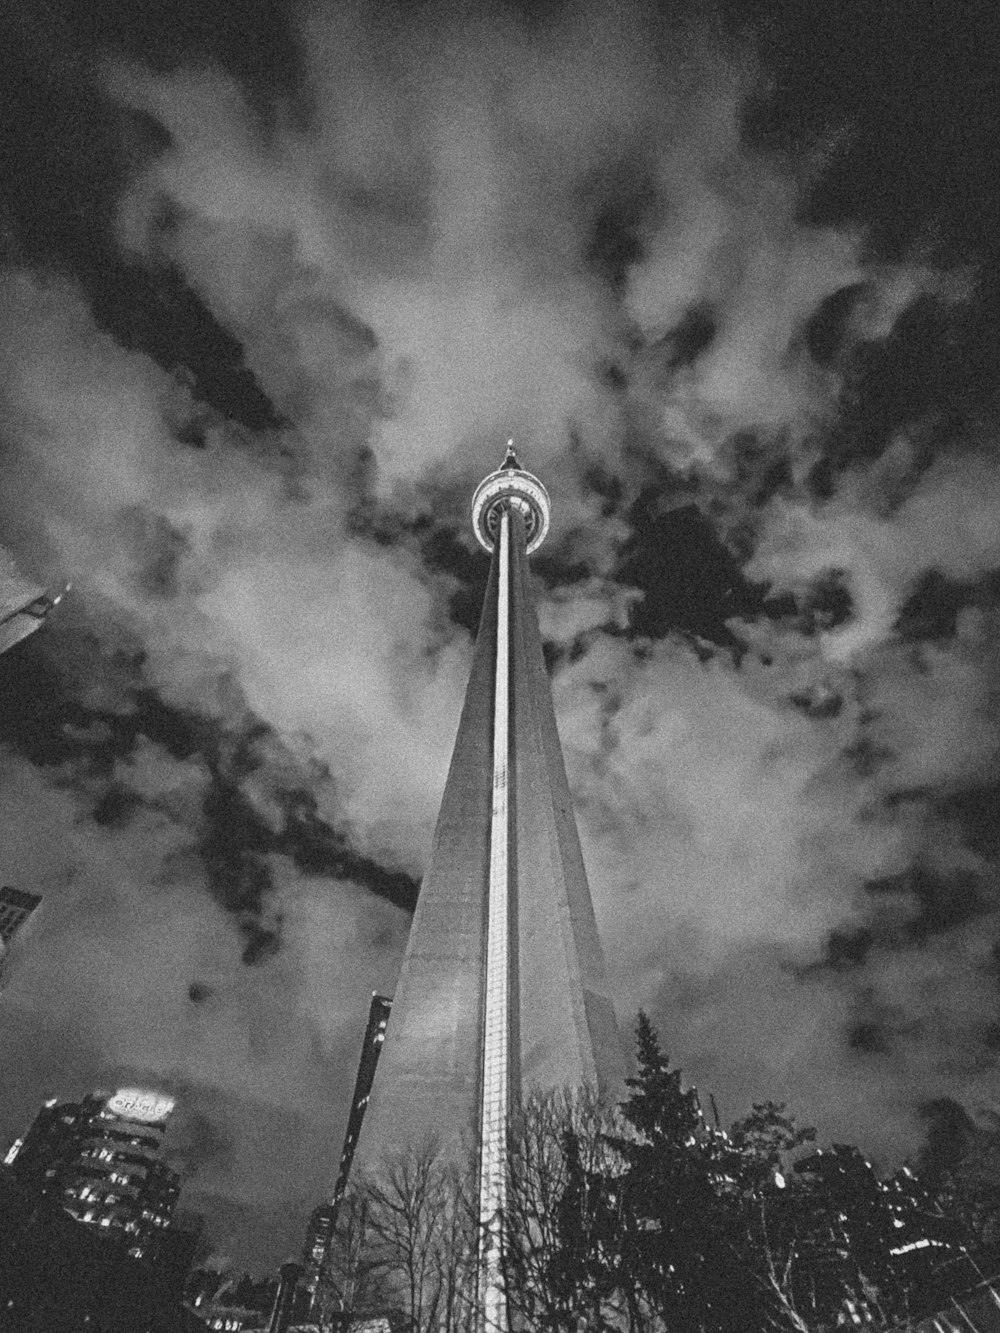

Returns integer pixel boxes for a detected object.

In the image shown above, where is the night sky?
[1,0,1000,1273]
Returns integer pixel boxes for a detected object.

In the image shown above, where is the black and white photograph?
[1,0,1000,1328]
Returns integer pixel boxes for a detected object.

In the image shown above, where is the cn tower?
[355,446,626,1329]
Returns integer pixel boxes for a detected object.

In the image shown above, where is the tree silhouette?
[503,1089,639,1331]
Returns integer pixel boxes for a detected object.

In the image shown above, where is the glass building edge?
[0,886,44,989]
[0,885,42,944]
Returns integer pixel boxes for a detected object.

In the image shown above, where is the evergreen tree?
[605,1012,758,1333]
[727,1101,817,1189]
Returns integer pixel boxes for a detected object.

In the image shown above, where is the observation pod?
[471,443,551,555]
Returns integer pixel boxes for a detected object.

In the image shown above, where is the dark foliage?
[0,1171,198,1333]
[498,1014,992,1333]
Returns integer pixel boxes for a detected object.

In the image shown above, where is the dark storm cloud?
[896,569,1000,643]
[165,1101,236,1178]
[735,0,1000,254]
[941,781,1000,863]
[102,267,286,433]
[0,5,288,435]
[614,496,759,652]
[0,621,418,959]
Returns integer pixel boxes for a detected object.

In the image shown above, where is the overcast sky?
[1,0,999,1273]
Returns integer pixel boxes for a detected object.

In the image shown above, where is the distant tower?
[354,447,625,1329]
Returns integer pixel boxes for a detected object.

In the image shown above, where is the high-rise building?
[5,1087,180,1259]
[353,448,626,1327]
[333,994,391,1213]
[302,994,392,1311]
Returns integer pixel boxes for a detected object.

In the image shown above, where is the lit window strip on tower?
[478,501,512,1332]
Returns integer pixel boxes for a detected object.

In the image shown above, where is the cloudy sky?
[1,0,999,1272]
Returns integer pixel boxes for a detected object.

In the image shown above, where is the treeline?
[318,1014,1000,1333]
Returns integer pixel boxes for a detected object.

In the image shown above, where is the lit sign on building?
[105,1089,175,1123]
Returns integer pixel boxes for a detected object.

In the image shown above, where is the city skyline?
[1,0,999,1273]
